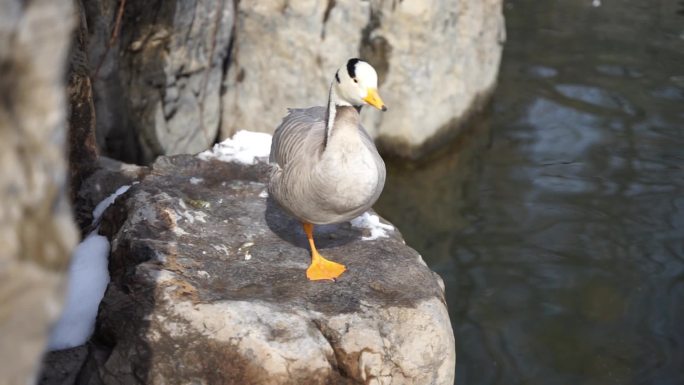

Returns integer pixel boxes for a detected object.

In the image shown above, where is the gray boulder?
[84,0,234,164]
[222,0,505,158]
[91,153,455,384]
[0,0,78,382]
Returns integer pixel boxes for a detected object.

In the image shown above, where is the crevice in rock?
[359,6,391,86]
[197,0,226,146]
[92,0,127,80]
[311,319,364,384]
[0,58,18,122]
[220,35,234,95]
[320,0,336,39]
[182,2,198,45]
[217,0,239,144]
[68,0,99,225]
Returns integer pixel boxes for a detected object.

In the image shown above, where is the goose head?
[332,58,387,111]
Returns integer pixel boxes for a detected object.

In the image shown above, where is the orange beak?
[363,88,387,111]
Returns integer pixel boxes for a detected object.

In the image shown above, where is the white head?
[332,58,387,111]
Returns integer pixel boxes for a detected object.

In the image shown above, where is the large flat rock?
[95,154,455,384]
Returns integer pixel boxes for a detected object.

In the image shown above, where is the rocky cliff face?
[0,0,78,382]
[50,150,456,384]
[85,0,503,162]
[222,0,505,158]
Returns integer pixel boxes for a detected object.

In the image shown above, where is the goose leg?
[303,222,346,281]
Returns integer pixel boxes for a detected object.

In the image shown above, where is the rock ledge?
[93,154,455,385]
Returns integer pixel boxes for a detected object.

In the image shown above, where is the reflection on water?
[375,0,684,384]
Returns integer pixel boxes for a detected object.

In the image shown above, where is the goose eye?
[353,78,358,83]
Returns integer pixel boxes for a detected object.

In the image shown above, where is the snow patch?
[48,185,132,351]
[198,130,272,165]
[47,232,110,351]
[189,177,204,185]
[92,184,132,221]
[350,212,394,241]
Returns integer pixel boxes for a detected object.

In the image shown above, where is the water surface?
[376,1,684,384]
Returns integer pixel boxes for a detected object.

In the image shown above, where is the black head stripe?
[335,70,340,84]
[346,58,361,79]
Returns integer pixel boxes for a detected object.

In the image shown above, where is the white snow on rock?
[47,185,132,351]
[190,177,204,185]
[198,130,272,165]
[47,232,110,350]
[92,184,132,222]
[350,212,395,241]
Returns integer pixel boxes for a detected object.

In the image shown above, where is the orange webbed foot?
[306,252,346,281]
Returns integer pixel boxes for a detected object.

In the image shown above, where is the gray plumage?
[268,105,386,225]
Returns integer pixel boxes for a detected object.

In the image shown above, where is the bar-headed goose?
[268,58,387,281]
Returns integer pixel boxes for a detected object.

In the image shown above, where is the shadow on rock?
[264,196,363,251]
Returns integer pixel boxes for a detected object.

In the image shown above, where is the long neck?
[324,84,337,146]
[324,84,360,148]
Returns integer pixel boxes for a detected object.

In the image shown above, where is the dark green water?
[375,1,684,384]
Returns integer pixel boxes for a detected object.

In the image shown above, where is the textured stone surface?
[84,0,234,164]
[222,0,505,158]
[68,2,99,205]
[80,0,503,162]
[89,154,455,384]
[38,346,89,385]
[0,0,78,383]
[73,156,149,232]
